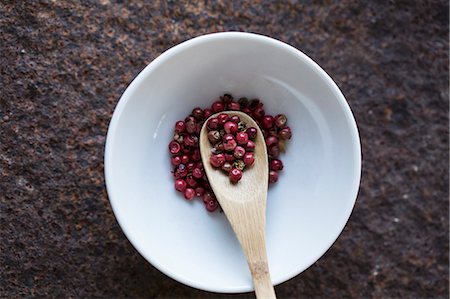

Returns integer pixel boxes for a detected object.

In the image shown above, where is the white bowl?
[105,32,361,293]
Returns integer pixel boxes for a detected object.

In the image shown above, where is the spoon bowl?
[200,111,276,298]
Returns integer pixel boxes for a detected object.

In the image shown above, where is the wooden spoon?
[200,111,276,299]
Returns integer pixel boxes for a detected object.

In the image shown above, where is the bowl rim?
[104,31,362,293]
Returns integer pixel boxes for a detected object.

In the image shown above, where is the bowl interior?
[105,33,361,293]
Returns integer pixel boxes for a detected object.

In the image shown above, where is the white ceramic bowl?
[105,32,361,293]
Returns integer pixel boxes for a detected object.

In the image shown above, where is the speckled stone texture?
[1,0,448,298]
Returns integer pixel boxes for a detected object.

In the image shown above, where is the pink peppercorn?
[246,127,257,140]
[270,159,284,171]
[184,188,195,200]
[269,170,278,183]
[261,115,274,129]
[217,113,229,126]
[204,108,213,119]
[192,167,204,179]
[236,132,248,145]
[171,156,182,166]
[223,138,237,152]
[195,187,205,197]
[207,117,219,130]
[181,155,190,164]
[230,115,240,123]
[203,192,215,203]
[265,136,279,148]
[229,168,243,183]
[205,199,219,212]
[243,152,255,167]
[224,121,238,134]
[186,175,198,188]
[168,141,181,155]
[279,127,292,140]
[175,121,186,133]
[253,107,265,119]
[175,179,187,192]
[274,114,287,128]
[211,101,225,113]
[224,153,236,163]
[233,146,246,159]
[246,140,255,151]
[228,102,240,110]
[210,153,225,168]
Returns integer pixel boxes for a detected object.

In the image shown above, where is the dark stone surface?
[1,0,448,298]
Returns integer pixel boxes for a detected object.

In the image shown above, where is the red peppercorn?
[249,99,260,109]
[245,140,255,151]
[224,121,238,134]
[269,145,280,158]
[171,156,182,166]
[238,97,249,107]
[174,164,188,178]
[229,168,243,183]
[212,101,225,113]
[186,175,198,188]
[204,108,213,119]
[279,127,292,140]
[195,187,205,197]
[210,153,225,168]
[217,113,229,126]
[224,153,236,163]
[246,127,257,140]
[214,142,224,153]
[184,135,198,147]
[175,121,186,133]
[267,127,278,137]
[184,188,195,200]
[243,152,255,167]
[221,94,233,103]
[253,107,265,119]
[270,159,284,171]
[223,133,235,143]
[205,199,219,212]
[203,191,215,203]
[228,102,240,110]
[168,140,181,155]
[207,117,219,130]
[230,115,240,123]
[223,138,237,152]
[208,130,221,144]
[274,114,287,128]
[185,116,197,134]
[242,107,251,114]
[175,179,187,192]
[192,167,204,179]
[236,132,248,145]
[186,161,195,172]
[233,146,246,159]
[261,115,274,129]
[269,170,278,183]
[192,107,204,120]
[195,122,203,134]
[221,161,233,173]
[191,149,201,161]
[265,136,279,148]
[181,155,189,164]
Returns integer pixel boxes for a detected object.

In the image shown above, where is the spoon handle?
[248,254,276,299]
[223,200,276,299]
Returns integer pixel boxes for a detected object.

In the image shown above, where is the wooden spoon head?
[200,111,269,205]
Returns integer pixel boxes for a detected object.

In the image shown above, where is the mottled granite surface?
[1,1,448,298]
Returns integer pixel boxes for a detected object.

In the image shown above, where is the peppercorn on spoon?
[200,111,276,299]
